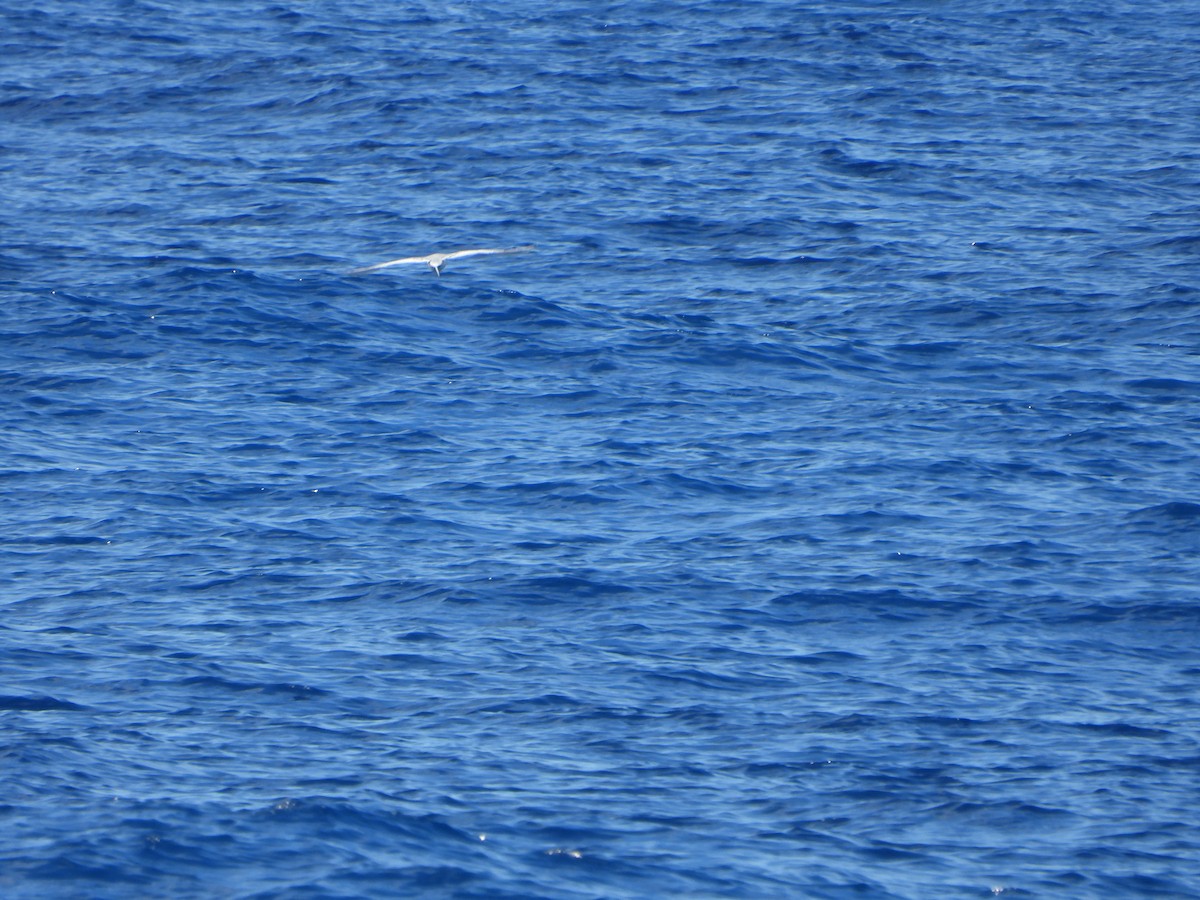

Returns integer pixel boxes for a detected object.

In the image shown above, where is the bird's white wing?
[347,255,432,275]
[441,245,535,262]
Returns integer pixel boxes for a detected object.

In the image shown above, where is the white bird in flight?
[349,245,535,277]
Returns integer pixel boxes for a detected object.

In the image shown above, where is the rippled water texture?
[2,1,1199,897]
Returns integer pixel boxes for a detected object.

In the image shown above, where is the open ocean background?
[3,1,1199,897]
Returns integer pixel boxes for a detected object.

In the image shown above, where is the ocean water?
[2,1,1199,897]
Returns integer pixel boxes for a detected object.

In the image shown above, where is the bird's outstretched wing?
[349,245,534,276]
[347,255,432,275]
[441,245,535,262]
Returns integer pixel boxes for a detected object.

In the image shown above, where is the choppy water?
[3,1,1199,897]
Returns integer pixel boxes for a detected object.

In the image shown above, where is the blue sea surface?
[3,1,1199,897]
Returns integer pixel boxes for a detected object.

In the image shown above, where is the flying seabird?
[348,245,535,277]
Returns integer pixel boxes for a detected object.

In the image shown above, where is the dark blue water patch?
[1128,500,1200,523]
[766,588,951,623]
[0,695,87,712]
[175,676,332,701]
[1123,377,1200,402]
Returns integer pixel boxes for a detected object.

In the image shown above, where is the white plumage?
[349,245,535,277]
